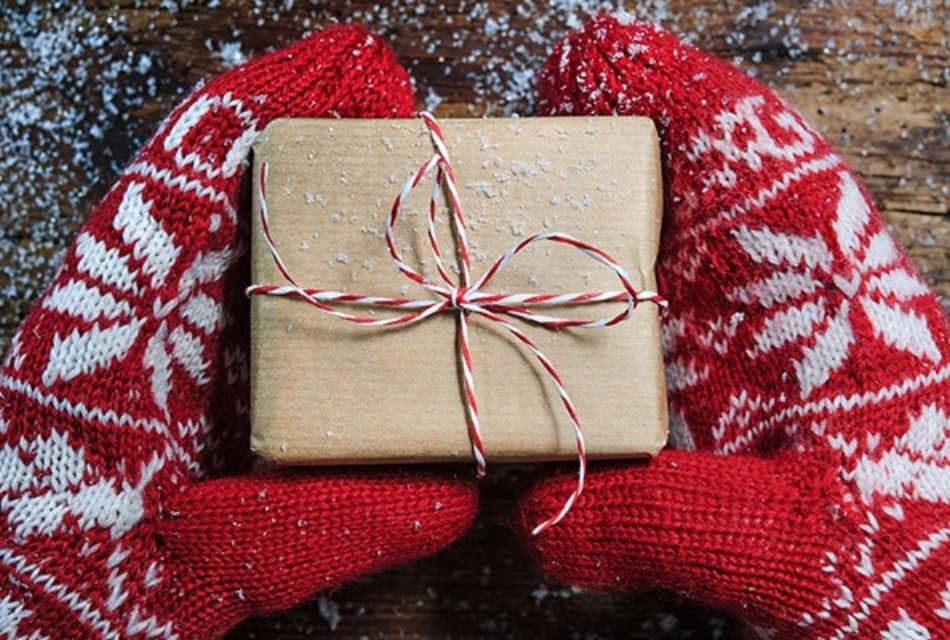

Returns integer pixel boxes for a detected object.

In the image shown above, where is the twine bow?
[247,112,666,535]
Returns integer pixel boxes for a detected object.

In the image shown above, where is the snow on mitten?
[0,26,476,639]
[518,15,950,638]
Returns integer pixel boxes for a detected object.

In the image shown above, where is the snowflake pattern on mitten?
[520,15,950,639]
[0,27,476,640]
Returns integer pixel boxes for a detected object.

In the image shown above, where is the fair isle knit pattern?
[0,27,476,639]
[519,15,950,639]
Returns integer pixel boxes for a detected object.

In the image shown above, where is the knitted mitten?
[0,27,476,639]
[519,15,950,639]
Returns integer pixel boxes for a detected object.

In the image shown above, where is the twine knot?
[449,286,470,310]
[247,112,666,535]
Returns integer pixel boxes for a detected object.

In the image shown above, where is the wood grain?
[1,1,946,638]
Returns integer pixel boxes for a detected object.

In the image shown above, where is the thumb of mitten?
[159,471,477,637]
[518,451,850,635]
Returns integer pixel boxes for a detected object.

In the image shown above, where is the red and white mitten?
[519,15,950,639]
[0,27,476,639]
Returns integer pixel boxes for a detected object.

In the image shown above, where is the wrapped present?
[248,114,667,529]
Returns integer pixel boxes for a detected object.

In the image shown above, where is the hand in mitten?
[518,15,950,638]
[0,27,476,639]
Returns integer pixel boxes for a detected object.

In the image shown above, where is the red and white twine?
[247,112,666,535]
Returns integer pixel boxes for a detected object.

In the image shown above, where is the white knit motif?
[734,171,942,399]
[687,95,817,191]
[0,89,261,639]
[848,403,950,506]
[0,429,163,539]
[37,92,256,413]
[162,92,261,181]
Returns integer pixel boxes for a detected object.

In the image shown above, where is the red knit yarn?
[519,15,950,639]
[0,26,476,639]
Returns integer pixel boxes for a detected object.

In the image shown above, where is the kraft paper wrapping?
[250,116,667,464]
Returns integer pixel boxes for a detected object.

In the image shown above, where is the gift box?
[249,116,667,466]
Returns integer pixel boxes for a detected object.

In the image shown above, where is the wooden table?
[1,2,946,638]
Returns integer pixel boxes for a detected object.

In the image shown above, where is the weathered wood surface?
[1,1,946,638]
